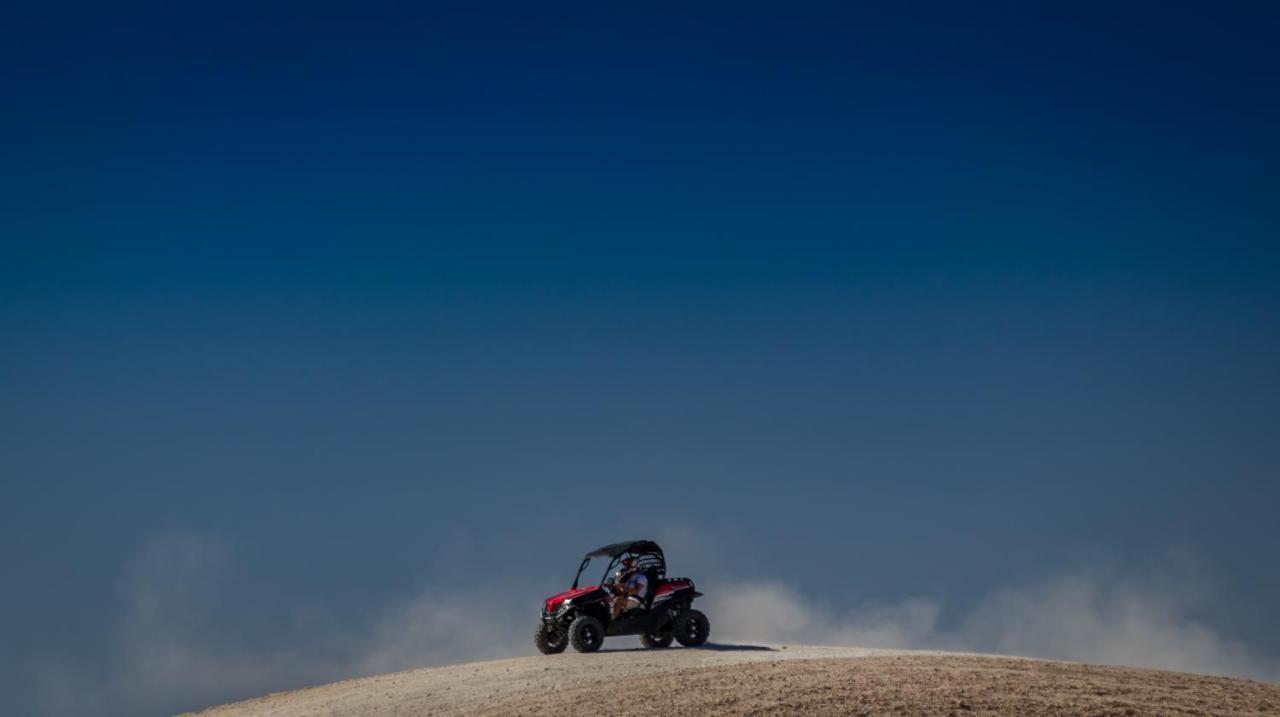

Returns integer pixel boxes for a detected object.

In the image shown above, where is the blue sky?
[3,2,1279,714]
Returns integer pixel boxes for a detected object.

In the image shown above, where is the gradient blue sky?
[4,2,1280,714]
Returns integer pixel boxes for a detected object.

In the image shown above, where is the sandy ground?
[186,644,1280,716]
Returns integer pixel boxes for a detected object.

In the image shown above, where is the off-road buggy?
[535,540,709,654]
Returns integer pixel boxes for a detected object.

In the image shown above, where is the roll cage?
[571,539,667,589]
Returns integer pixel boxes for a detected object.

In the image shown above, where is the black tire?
[641,632,673,648]
[534,623,568,655]
[569,615,605,653]
[673,609,710,647]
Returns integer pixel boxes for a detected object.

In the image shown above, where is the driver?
[610,557,649,620]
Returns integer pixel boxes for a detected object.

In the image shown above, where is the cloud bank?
[32,534,1278,716]
[34,534,534,717]
[707,570,1279,682]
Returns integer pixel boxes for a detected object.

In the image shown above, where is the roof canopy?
[584,540,663,559]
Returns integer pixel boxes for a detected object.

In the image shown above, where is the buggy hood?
[544,585,599,613]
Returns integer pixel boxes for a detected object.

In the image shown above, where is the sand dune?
[186,644,1279,716]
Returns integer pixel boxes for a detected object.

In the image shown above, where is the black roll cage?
[571,541,667,589]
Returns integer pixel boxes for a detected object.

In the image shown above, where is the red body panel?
[653,578,693,599]
[544,585,599,613]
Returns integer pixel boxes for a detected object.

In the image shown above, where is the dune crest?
[186,644,1279,716]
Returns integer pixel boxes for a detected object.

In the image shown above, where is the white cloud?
[709,567,1280,682]
[34,534,538,717]
[35,535,1279,717]
[354,588,532,676]
[953,571,1274,680]
[706,583,940,648]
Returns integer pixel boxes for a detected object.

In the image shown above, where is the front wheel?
[673,609,709,647]
[534,623,567,654]
[569,615,605,653]
[641,632,673,648]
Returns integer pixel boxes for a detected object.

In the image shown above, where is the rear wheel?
[569,615,604,653]
[673,609,709,647]
[534,623,567,654]
[641,631,673,648]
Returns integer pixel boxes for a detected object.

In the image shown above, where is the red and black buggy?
[535,540,709,653]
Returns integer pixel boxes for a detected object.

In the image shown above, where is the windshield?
[601,556,622,586]
[572,549,662,588]
[570,554,627,588]
[572,557,590,588]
